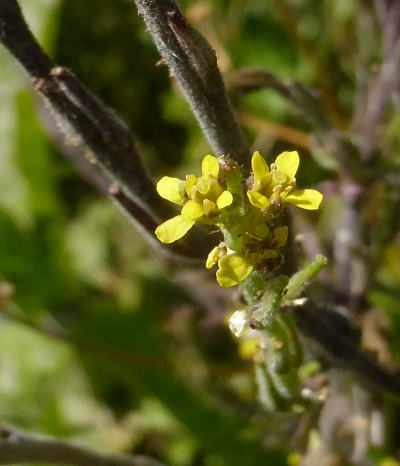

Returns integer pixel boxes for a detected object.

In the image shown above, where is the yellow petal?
[203,199,217,216]
[155,215,195,244]
[251,151,269,186]
[181,200,204,220]
[239,338,261,360]
[156,176,185,205]
[273,226,288,248]
[247,190,270,209]
[216,190,233,210]
[206,246,220,269]
[202,154,219,178]
[275,151,299,179]
[216,254,253,287]
[285,189,323,210]
[186,174,197,198]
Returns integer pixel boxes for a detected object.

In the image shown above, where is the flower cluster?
[155,151,323,287]
[247,151,322,211]
[155,155,233,244]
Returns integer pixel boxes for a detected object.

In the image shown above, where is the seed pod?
[262,320,291,375]
[269,368,300,401]
[255,363,285,411]
[278,315,303,368]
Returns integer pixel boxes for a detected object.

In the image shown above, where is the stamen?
[245,232,263,241]
[271,197,282,207]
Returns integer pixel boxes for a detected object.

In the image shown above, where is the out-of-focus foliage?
[1,1,400,465]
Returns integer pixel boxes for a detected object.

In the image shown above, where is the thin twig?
[294,304,400,399]
[238,111,311,150]
[227,68,331,131]
[0,1,154,213]
[132,0,251,168]
[356,1,400,159]
[0,426,164,466]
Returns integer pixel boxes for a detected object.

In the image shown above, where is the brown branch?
[294,303,400,399]
[0,0,210,261]
[0,1,153,212]
[0,426,164,466]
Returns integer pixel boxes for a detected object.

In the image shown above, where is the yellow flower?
[155,176,186,206]
[155,151,321,288]
[206,244,253,287]
[238,338,262,360]
[247,151,323,211]
[245,225,288,267]
[205,222,288,287]
[216,254,253,288]
[206,244,230,269]
[155,155,234,244]
[155,215,195,244]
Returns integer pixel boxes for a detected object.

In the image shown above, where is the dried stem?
[294,304,400,399]
[356,1,400,159]
[0,426,164,466]
[0,1,153,212]
[132,0,251,168]
[0,0,209,261]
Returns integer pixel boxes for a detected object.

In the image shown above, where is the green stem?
[282,255,328,303]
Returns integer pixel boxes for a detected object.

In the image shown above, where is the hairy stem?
[132,0,251,168]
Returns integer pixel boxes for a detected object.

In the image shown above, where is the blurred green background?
[1,1,400,465]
